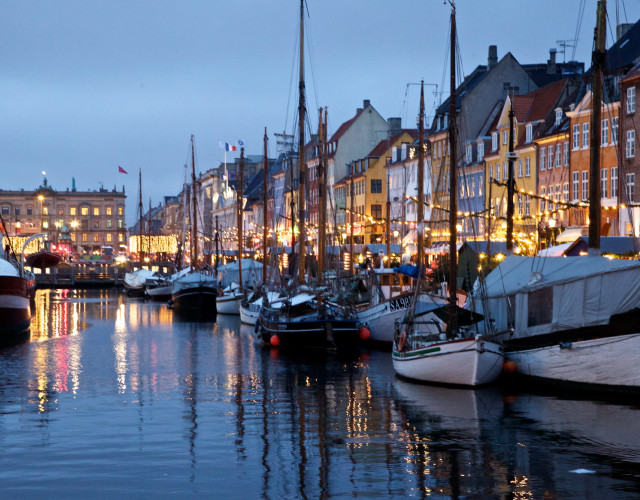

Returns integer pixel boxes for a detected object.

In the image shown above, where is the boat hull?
[506,333,640,389]
[145,285,172,301]
[258,311,360,351]
[216,293,242,315]
[357,300,410,345]
[0,276,31,335]
[239,304,260,325]
[392,338,504,387]
[171,286,217,319]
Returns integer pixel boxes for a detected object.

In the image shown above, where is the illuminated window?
[106,233,112,243]
[70,207,76,215]
[93,233,99,242]
[119,234,124,243]
[43,206,49,215]
[58,207,64,215]
[118,207,123,215]
[93,207,99,216]
[81,207,89,216]
[82,233,88,242]
[106,207,112,215]
[42,221,48,229]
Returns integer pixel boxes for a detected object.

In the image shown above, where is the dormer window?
[477,142,485,161]
[526,124,533,143]
[555,109,563,126]
[492,132,498,151]
[502,130,508,145]
[443,114,448,129]
[465,144,472,164]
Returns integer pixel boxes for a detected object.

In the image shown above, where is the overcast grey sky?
[2,0,640,225]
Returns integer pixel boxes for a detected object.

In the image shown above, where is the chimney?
[547,48,557,75]
[488,45,498,69]
[387,117,402,135]
[363,99,371,109]
[617,23,632,40]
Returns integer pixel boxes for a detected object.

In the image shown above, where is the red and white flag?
[118,166,128,174]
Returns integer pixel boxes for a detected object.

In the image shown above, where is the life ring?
[397,330,407,351]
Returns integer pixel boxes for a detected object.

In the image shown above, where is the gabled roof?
[512,79,567,123]
[329,108,363,144]
[366,130,418,158]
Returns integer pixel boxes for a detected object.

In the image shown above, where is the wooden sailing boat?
[473,0,640,391]
[171,135,218,319]
[391,6,504,386]
[256,0,360,350]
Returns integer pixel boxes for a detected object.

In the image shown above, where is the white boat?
[216,283,243,315]
[239,291,282,325]
[124,268,155,297]
[144,274,172,301]
[474,255,640,390]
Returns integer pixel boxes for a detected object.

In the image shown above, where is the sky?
[2,0,640,226]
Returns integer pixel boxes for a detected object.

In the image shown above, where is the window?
[119,233,124,243]
[106,207,112,216]
[518,194,523,216]
[82,233,88,242]
[1,206,8,215]
[525,195,530,216]
[460,182,465,198]
[371,204,382,218]
[370,179,382,193]
[27,206,33,215]
[540,147,546,171]
[612,117,619,144]
[582,171,588,201]
[563,183,569,202]
[93,233,99,243]
[547,146,554,170]
[106,219,112,228]
[106,233,112,243]
[94,220,99,229]
[554,145,561,167]
[572,124,580,149]
[602,119,609,145]
[503,162,508,180]
[478,175,483,196]
[626,130,636,158]
[601,168,608,198]
[518,159,523,178]
[42,206,49,215]
[58,207,64,215]
[627,87,636,114]
[465,144,472,164]
[70,207,76,215]
[477,142,484,161]
[471,178,475,197]
[503,130,508,145]
[525,157,531,177]
[540,187,546,211]
[563,142,569,166]
[582,123,589,148]
[81,207,89,215]
[118,219,124,229]
[612,167,618,198]
[14,207,20,216]
[496,163,501,181]
[626,173,635,202]
[492,133,498,151]
[555,185,561,205]
[118,207,124,216]
[489,164,494,181]
[572,171,579,200]
[555,109,562,126]
[526,124,533,143]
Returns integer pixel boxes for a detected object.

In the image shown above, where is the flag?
[219,141,236,152]
[237,139,245,147]
[118,166,128,174]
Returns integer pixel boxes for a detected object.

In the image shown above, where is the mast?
[350,165,355,275]
[238,148,245,287]
[297,0,306,284]
[138,168,144,263]
[263,129,268,285]
[214,215,219,271]
[148,197,152,263]
[190,135,198,272]
[589,0,606,254]
[506,96,515,253]
[318,108,326,282]
[417,80,425,269]
[447,5,458,335]
[386,149,391,268]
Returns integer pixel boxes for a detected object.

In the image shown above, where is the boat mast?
[138,168,144,263]
[263,128,268,285]
[318,108,327,282]
[506,95,515,253]
[190,135,198,273]
[589,0,606,254]
[238,147,245,287]
[386,144,391,268]
[417,80,425,269]
[447,5,458,335]
[297,0,306,284]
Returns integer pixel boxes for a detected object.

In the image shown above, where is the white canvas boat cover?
[124,269,155,288]
[172,271,217,293]
[471,256,640,338]
[0,258,19,277]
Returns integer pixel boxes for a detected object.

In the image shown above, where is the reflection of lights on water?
[115,303,126,334]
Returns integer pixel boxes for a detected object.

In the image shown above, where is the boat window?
[527,287,553,327]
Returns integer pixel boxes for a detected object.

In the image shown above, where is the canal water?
[1,289,639,499]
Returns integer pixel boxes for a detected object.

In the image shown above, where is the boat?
[124,268,155,297]
[0,257,31,338]
[216,283,243,315]
[25,249,61,269]
[144,273,172,301]
[391,6,504,387]
[171,135,218,319]
[468,0,640,392]
[257,2,360,349]
[240,290,282,325]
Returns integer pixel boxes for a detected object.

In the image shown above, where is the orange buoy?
[270,335,280,347]
[359,327,371,341]
[502,360,517,374]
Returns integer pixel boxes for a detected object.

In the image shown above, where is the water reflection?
[1,290,640,498]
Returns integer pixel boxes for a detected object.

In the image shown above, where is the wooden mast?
[263,128,268,285]
[190,135,198,272]
[318,108,326,282]
[138,168,144,263]
[589,0,606,254]
[506,97,515,253]
[238,147,245,287]
[297,0,306,284]
[447,6,458,335]
[417,80,425,269]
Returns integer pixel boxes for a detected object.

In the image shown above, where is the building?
[0,176,126,256]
